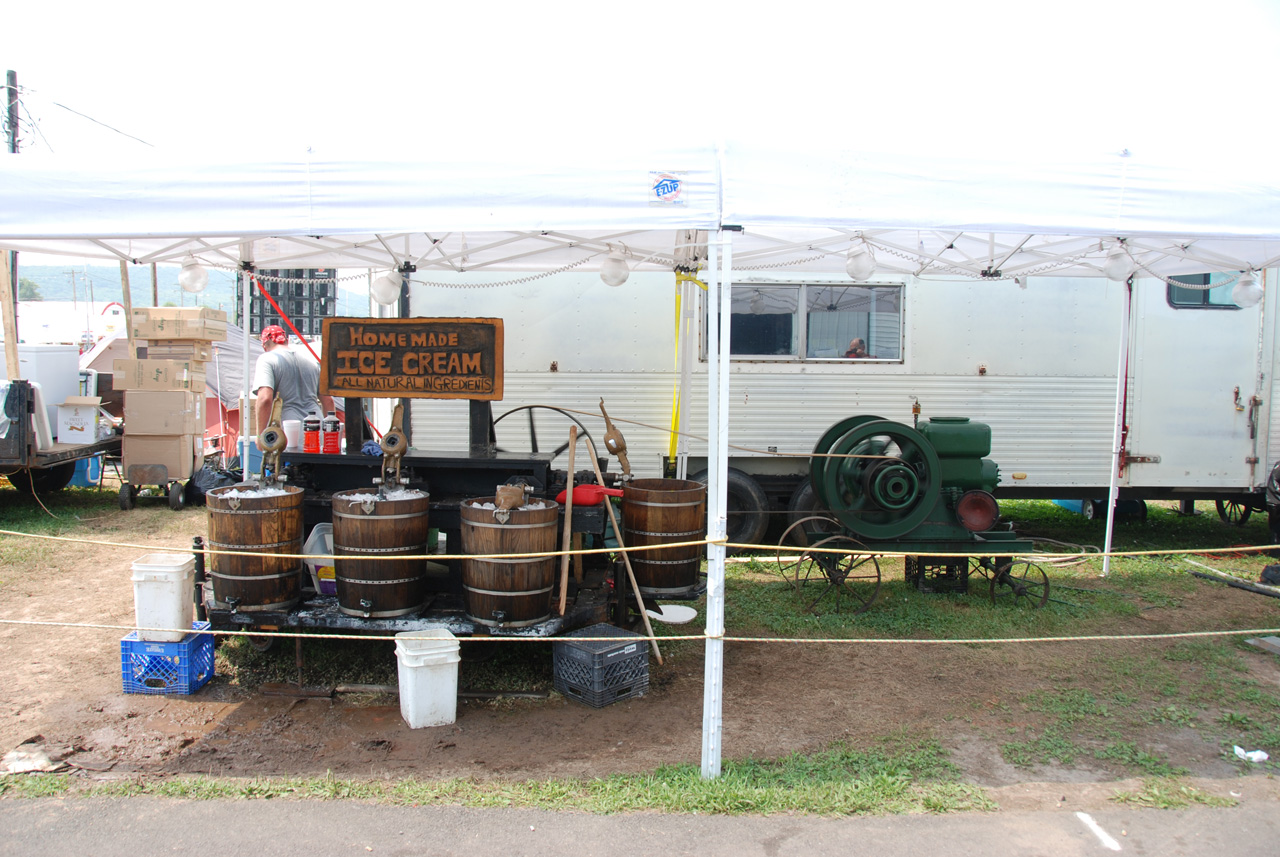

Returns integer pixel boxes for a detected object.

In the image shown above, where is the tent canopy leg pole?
[701,230,730,779]
[1102,280,1132,577]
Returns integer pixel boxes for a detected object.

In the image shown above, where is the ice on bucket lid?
[380,487,427,500]
[472,499,548,511]
[220,486,293,498]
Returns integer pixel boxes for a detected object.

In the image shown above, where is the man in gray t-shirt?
[253,325,334,430]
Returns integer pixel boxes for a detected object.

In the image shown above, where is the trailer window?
[727,285,800,356]
[806,285,901,359]
[1168,273,1237,308]
[709,283,903,360]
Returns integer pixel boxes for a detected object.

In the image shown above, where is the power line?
[51,100,154,148]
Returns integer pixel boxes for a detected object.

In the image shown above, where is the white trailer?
[406,267,1278,545]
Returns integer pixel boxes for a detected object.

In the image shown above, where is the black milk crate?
[121,621,214,695]
[553,623,649,708]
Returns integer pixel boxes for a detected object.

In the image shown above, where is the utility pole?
[6,71,19,336]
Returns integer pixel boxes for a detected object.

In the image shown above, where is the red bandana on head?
[261,325,288,345]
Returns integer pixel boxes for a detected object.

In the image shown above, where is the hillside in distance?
[15,264,371,318]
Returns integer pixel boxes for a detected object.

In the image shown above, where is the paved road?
[1,798,1277,856]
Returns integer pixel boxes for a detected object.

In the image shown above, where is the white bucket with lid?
[395,629,461,728]
[131,552,195,642]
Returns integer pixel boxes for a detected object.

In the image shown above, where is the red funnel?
[556,484,623,506]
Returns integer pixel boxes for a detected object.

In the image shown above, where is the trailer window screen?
[710,283,903,361]
[1168,273,1237,308]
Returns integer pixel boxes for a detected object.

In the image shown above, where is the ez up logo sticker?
[650,171,686,206]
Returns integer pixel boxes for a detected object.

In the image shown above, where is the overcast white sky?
[7,0,1278,162]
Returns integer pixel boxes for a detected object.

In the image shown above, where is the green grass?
[0,734,991,815]
[1112,778,1236,809]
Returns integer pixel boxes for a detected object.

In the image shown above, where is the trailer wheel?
[6,462,76,494]
[691,468,770,553]
[119,483,137,510]
[168,481,187,511]
[1215,498,1252,526]
[784,478,840,546]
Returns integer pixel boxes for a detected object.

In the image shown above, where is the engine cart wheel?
[119,482,138,510]
[776,514,842,589]
[492,405,593,464]
[1215,498,1252,527]
[168,481,186,511]
[247,635,276,653]
[800,534,881,614]
[989,560,1049,609]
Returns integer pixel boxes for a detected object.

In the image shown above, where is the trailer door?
[1128,276,1260,490]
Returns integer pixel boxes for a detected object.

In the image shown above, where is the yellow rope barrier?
[4,528,1275,563]
[4,617,1279,647]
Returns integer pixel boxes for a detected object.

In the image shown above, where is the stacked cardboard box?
[116,308,226,483]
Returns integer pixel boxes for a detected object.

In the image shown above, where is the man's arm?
[255,387,274,437]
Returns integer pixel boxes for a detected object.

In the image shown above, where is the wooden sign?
[320,317,503,400]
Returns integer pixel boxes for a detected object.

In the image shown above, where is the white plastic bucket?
[395,629,461,728]
[282,419,302,450]
[131,552,196,642]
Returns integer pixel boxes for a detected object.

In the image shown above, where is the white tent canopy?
[2,139,1279,279]
[3,137,1280,779]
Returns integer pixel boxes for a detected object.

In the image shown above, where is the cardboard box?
[124,390,204,436]
[131,307,228,341]
[123,433,200,482]
[56,396,102,445]
[113,359,206,392]
[145,340,213,362]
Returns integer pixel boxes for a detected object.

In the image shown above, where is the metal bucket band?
[338,603,425,619]
[626,528,703,539]
[469,614,550,629]
[462,519,556,531]
[208,538,301,552]
[638,584,702,596]
[210,596,300,612]
[465,555,554,565]
[208,506,300,516]
[632,557,702,566]
[333,510,427,522]
[334,542,426,555]
[208,570,300,582]
[463,583,555,597]
[626,498,705,509]
[335,574,424,585]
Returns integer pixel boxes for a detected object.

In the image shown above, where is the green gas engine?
[791,414,1044,611]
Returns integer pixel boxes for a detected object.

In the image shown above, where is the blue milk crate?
[553,624,649,708]
[121,621,214,695]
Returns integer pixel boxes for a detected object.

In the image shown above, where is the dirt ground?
[4,496,1280,811]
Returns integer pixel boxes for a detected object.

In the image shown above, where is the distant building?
[240,269,337,338]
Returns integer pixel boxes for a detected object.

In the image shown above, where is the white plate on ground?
[644,604,698,624]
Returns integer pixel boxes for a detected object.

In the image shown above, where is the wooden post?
[557,426,577,615]
[119,261,136,358]
[582,435,662,665]
[1,255,19,380]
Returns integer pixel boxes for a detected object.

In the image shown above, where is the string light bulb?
[178,256,209,293]
[600,251,630,287]
[846,240,875,281]
[1102,243,1136,282]
[371,270,402,306]
[1233,270,1263,308]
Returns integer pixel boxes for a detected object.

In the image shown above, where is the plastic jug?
[322,412,341,454]
[303,412,321,452]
